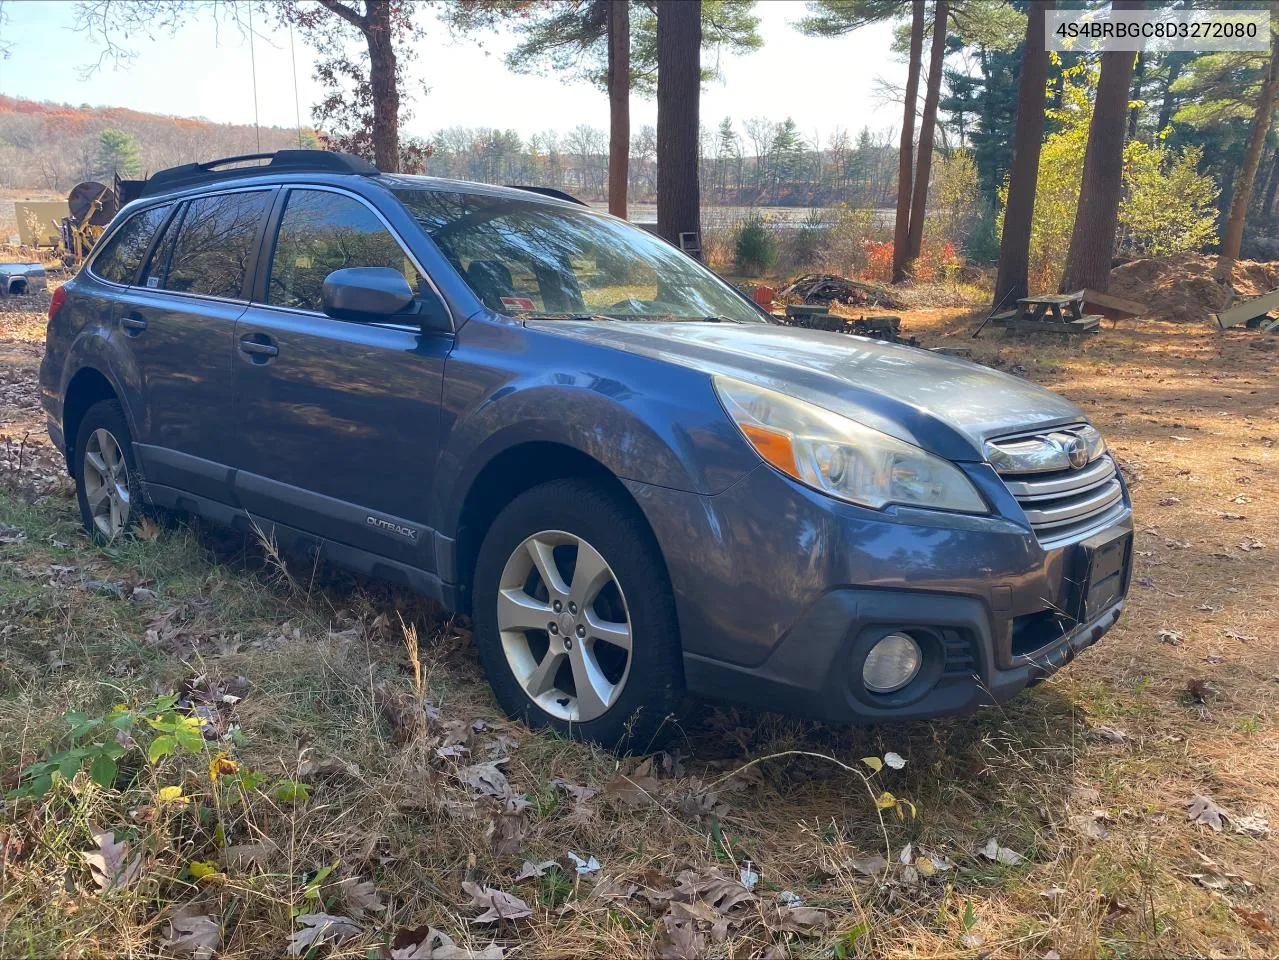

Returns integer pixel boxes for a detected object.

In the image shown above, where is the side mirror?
[322,267,415,321]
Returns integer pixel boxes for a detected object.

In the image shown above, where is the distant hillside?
[0,95,318,192]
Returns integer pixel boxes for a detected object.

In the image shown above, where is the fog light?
[862,633,922,693]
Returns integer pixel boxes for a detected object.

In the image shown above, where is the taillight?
[48,285,67,320]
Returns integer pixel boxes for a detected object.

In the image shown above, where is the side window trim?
[85,202,172,288]
[138,185,277,305]
[137,201,186,290]
[255,184,454,331]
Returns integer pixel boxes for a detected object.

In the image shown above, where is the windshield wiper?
[520,313,621,322]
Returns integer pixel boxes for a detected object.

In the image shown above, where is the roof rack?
[139,150,379,198]
[504,185,588,206]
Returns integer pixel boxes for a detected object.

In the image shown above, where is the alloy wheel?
[496,530,633,722]
[82,427,131,538]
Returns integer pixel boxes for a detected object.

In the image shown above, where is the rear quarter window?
[90,205,170,285]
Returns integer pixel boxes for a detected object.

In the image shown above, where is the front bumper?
[627,462,1132,723]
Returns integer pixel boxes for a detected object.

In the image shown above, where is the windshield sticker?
[500,296,536,311]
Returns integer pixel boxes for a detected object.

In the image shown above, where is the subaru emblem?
[1065,435,1088,469]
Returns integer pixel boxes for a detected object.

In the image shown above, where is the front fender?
[431,316,757,537]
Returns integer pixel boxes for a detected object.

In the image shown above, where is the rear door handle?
[238,336,279,359]
[121,315,147,333]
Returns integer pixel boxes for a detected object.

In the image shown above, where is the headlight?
[714,376,987,513]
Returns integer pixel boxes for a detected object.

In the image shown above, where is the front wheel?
[472,479,684,750]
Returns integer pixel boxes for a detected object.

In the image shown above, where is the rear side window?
[267,189,422,312]
[91,205,169,285]
[163,190,272,299]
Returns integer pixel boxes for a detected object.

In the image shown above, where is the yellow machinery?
[59,181,119,268]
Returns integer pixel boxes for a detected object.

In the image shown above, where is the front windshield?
[393,188,768,324]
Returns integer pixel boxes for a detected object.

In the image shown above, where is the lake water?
[587,202,896,228]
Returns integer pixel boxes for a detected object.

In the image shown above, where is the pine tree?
[95,128,142,180]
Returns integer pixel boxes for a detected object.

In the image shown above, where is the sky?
[0,1,908,143]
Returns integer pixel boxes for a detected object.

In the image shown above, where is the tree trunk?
[1156,54,1184,133]
[1127,52,1145,139]
[656,0,701,255]
[365,0,399,172]
[1263,148,1279,216]
[607,0,630,219]
[1059,1,1142,294]
[993,0,1052,307]
[892,1,925,283]
[905,0,948,269]
[1216,43,1279,282]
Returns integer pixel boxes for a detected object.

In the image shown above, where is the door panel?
[120,189,274,499]
[113,286,245,499]
[231,187,451,570]
[231,308,449,567]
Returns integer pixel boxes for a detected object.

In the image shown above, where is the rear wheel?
[472,479,684,750]
[73,400,141,543]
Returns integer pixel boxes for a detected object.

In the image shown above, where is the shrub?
[779,209,829,274]
[734,216,776,276]
[822,203,886,278]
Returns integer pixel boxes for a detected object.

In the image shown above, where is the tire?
[472,478,684,751]
[73,399,142,544]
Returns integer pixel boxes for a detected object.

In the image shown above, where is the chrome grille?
[987,427,1125,544]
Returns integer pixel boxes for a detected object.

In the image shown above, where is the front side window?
[393,188,766,323]
[163,190,272,299]
[91,204,170,285]
[267,189,423,312]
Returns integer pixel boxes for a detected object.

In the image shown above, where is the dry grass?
[0,293,1276,958]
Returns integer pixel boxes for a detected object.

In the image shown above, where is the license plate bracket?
[1079,528,1131,620]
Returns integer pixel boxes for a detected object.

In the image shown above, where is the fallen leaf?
[219,841,275,870]
[134,517,161,541]
[861,756,883,772]
[1157,628,1185,646]
[765,902,828,933]
[485,796,530,856]
[1069,811,1111,840]
[603,773,662,806]
[977,838,1026,866]
[515,859,559,881]
[335,876,385,919]
[83,826,143,892]
[1088,725,1131,745]
[848,854,888,876]
[1232,813,1270,838]
[1186,794,1229,832]
[462,882,533,923]
[1232,907,1274,932]
[657,915,705,960]
[390,927,505,959]
[883,751,906,769]
[585,874,638,902]
[165,904,221,959]
[297,752,361,781]
[286,913,361,956]
[459,761,510,800]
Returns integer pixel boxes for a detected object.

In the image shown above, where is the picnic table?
[987,290,1101,335]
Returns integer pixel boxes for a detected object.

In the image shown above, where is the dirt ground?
[0,290,1275,959]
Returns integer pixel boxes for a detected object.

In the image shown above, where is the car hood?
[527,319,1087,462]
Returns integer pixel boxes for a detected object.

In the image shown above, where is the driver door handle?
[238,337,279,358]
[121,315,147,332]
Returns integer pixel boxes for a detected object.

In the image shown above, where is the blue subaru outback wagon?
[40,150,1133,747]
